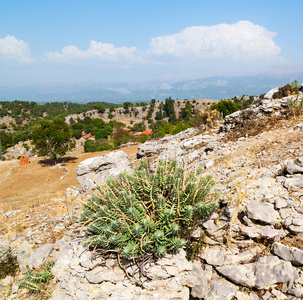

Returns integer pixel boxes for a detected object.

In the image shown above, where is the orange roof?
[133,132,142,136]
[142,129,153,135]
[82,135,90,139]
[122,128,131,131]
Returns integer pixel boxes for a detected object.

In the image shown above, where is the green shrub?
[80,160,219,259]
[18,259,54,299]
[22,143,30,151]
[69,139,76,151]
[0,253,18,279]
[273,81,298,99]
[210,100,238,117]
[84,139,112,152]
[95,126,113,140]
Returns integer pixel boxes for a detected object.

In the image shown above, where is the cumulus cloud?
[47,41,142,63]
[150,21,281,61]
[0,35,32,63]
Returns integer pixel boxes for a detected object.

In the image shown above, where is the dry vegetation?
[0,145,139,238]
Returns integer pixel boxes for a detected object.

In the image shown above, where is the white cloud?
[150,21,281,61]
[47,41,142,63]
[0,35,32,63]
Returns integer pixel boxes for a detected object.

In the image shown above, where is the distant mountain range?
[1,73,303,103]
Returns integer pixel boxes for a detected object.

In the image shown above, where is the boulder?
[205,277,237,300]
[273,242,303,266]
[285,163,303,175]
[283,176,303,191]
[189,261,212,298]
[137,141,167,158]
[76,151,132,192]
[28,243,54,270]
[17,240,33,273]
[246,200,281,225]
[137,128,198,158]
[217,256,294,289]
[264,87,279,99]
[85,266,125,284]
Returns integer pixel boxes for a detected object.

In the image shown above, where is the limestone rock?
[85,266,124,284]
[17,240,33,273]
[273,242,303,266]
[254,256,294,289]
[287,286,303,297]
[241,223,284,240]
[246,200,281,225]
[3,210,21,218]
[217,256,294,289]
[0,275,14,287]
[28,243,54,270]
[264,87,279,99]
[286,163,303,175]
[76,151,132,192]
[205,277,237,300]
[189,261,212,298]
[217,263,255,287]
[235,291,259,300]
[283,176,303,191]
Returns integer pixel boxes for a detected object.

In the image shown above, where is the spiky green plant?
[18,259,54,299]
[80,159,219,259]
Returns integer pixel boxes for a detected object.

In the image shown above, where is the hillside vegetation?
[1,95,257,159]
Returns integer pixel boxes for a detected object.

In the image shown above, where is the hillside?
[0,90,303,299]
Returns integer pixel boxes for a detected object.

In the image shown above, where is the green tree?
[111,127,131,148]
[164,97,177,124]
[131,121,146,132]
[92,118,106,129]
[95,126,113,139]
[179,101,192,121]
[31,117,71,160]
[123,102,133,110]
[210,100,238,117]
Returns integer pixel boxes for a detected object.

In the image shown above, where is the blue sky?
[1,0,302,86]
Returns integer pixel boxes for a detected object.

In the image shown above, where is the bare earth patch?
[0,145,138,214]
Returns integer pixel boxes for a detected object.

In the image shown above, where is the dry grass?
[0,145,139,238]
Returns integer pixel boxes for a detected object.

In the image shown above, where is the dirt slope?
[0,145,138,212]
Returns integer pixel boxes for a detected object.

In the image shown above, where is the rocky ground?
[0,96,303,299]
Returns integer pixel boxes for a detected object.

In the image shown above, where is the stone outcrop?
[2,88,303,299]
[217,256,294,289]
[50,236,194,300]
[76,151,132,192]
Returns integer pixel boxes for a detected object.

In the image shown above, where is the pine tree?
[80,159,219,259]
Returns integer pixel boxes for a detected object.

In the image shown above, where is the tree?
[123,102,133,110]
[164,97,177,124]
[95,126,113,139]
[31,117,71,160]
[210,100,238,117]
[179,101,192,121]
[131,121,146,132]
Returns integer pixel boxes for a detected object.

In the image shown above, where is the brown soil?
[0,145,138,212]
